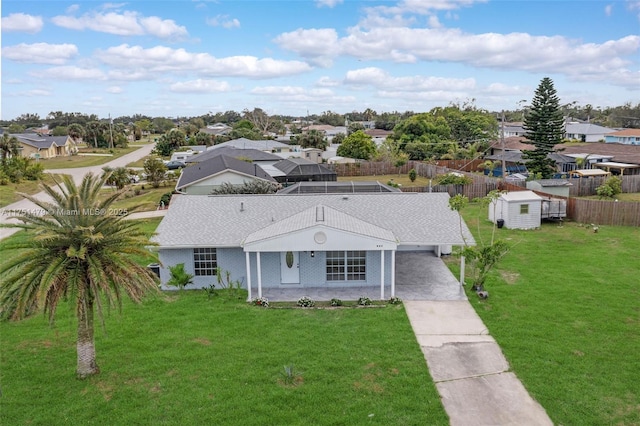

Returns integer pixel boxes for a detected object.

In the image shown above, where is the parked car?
[165,161,186,170]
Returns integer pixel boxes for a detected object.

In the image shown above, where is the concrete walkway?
[404,300,553,425]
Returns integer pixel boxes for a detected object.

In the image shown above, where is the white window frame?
[193,248,217,276]
[326,250,366,281]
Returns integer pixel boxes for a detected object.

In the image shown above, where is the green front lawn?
[0,291,446,425]
[0,174,64,208]
[448,203,640,425]
[42,147,138,169]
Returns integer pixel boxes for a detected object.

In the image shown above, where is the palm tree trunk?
[76,296,99,378]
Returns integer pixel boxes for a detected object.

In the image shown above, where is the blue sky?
[1,0,639,121]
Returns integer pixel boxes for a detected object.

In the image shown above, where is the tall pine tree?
[523,77,565,178]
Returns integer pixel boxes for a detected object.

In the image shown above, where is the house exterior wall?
[183,171,266,195]
[158,247,395,289]
[605,135,640,145]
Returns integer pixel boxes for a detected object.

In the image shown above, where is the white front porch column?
[380,250,385,300]
[460,255,466,286]
[390,250,396,298]
[245,251,252,301]
[256,251,263,298]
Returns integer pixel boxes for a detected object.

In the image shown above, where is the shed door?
[280,251,300,284]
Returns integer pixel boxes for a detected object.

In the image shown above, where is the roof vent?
[342,195,349,200]
[316,206,324,222]
[240,202,245,212]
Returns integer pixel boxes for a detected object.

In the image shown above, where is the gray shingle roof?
[175,155,275,190]
[152,192,475,248]
[211,137,291,151]
[187,146,281,163]
[274,158,336,176]
[13,133,70,149]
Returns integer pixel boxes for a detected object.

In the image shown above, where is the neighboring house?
[278,181,401,194]
[152,192,474,299]
[502,123,526,138]
[199,123,232,136]
[272,158,337,185]
[187,146,281,165]
[208,137,294,153]
[564,122,615,142]
[365,129,392,146]
[526,180,572,198]
[489,191,543,230]
[175,155,277,195]
[557,143,640,167]
[605,129,640,145]
[13,133,74,159]
[301,148,323,164]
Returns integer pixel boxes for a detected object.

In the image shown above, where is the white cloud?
[1,13,44,34]
[605,4,613,16]
[107,86,124,94]
[316,76,340,87]
[170,79,234,93]
[32,66,107,81]
[250,85,355,106]
[344,67,475,92]
[315,0,343,8]
[26,89,53,97]
[273,28,340,67]
[628,0,640,20]
[276,24,640,86]
[96,44,313,78]
[1,43,78,65]
[206,15,241,29]
[51,10,188,40]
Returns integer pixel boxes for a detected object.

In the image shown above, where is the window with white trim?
[193,248,217,276]
[326,250,366,281]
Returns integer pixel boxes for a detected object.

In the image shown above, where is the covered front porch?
[254,252,466,302]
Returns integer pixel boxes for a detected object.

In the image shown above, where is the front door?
[280,251,300,284]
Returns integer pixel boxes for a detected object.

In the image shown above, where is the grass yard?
[106,184,176,212]
[338,173,432,188]
[0,293,446,425]
[446,202,640,425]
[41,147,139,169]
[0,174,65,208]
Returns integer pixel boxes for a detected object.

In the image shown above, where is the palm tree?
[0,133,21,164]
[0,173,159,378]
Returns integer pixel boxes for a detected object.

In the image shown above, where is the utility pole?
[500,110,506,178]
[108,114,114,149]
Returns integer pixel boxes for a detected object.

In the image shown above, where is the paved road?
[0,143,156,241]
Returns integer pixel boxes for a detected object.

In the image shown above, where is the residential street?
[0,143,156,241]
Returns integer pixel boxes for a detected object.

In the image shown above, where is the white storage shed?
[489,191,543,230]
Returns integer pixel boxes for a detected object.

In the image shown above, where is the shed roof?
[500,191,543,202]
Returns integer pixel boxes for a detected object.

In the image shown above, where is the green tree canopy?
[297,129,328,149]
[523,77,565,178]
[336,130,376,160]
[0,173,159,378]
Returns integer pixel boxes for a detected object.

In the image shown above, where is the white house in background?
[489,191,543,230]
[564,122,615,143]
[152,193,474,300]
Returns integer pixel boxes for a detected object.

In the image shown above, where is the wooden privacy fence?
[567,198,640,227]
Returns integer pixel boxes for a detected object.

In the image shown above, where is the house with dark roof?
[152,192,474,300]
[13,133,75,159]
[272,158,337,185]
[175,155,277,195]
[186,146,282,165]
[278,181,400,194]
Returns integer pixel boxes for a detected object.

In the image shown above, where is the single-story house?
[186,146,282,165]
[175,155,277,195]
[208,137,295,153]
[13,133,75,159]
[564,122,615,143]
[526,180,572,198]
[273,158,337,185]
[489,191,543,230]
[604,129,640,145]
[152,192,474,299]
